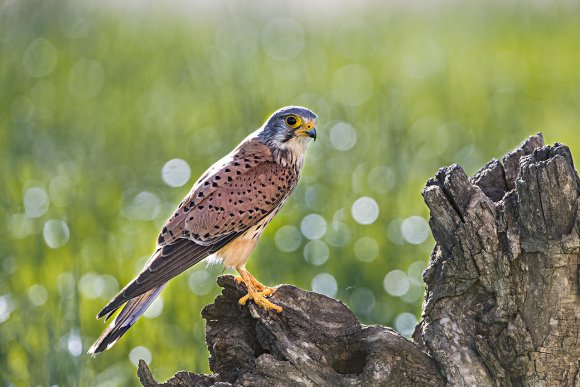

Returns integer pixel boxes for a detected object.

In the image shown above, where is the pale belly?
[215,236,258,268]
[212,204,280,268]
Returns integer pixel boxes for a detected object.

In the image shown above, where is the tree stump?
[138,134,579,386]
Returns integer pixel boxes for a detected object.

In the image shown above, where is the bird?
[88,106,317,355]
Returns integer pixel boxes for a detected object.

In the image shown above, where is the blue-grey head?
[258,106,317,152]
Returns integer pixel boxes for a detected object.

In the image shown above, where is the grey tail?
[87,284,166,356]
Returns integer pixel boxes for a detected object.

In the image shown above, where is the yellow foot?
[234,274,266,291]
[238,287,282,313]
[235,267,282,313]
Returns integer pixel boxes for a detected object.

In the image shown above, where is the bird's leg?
[235,266,282,313]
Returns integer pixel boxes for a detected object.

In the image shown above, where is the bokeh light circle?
[66,331,83,357]
[351,197,379,225]
[274,225,302,252]
[28,284,48,306]
[303,240,329,266]
[162,158,191,187]
[188,269,214,295]
[43,219,70,248]
[122,191,161,221]
[129,346,152,366]
[311,273,337,297]
[354,236,379,262]
[304,184,329,211]
[22,38,58,78]
[395,312,418,337]
[300,214,327,240]
[325,222,351,247]
[383,270,410,297]
[401,216,430,245]
[8,214,34,239]
[24,187,49,218]
[349,287,376,315]
[329,122,357,151]
[79,272,104,299]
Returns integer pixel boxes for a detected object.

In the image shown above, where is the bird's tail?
[87,284,166,356]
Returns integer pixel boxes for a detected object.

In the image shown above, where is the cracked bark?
[138,133,579,386]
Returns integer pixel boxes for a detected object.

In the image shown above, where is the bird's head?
[258,106,318,153]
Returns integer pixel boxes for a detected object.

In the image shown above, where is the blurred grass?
[1,0,580,385]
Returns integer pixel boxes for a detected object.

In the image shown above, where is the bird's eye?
[285,115,301,128]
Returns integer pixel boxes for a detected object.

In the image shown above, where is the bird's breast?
[215,232,258,268]
[214,210,277,268]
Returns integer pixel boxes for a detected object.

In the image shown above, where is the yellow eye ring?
[285,115,301,129]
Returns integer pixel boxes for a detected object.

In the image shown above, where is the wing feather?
[97,239,208,319]
[88,285,166,355]
[185,162,298,243]
[157,137,273,246]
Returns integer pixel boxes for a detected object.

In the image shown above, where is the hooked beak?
[305,127,317,141]
[296,120,317,141]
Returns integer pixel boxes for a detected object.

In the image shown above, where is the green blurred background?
[1,0,579,385]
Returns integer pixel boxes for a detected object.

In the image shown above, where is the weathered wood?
[139,275,444,386]
[417,133,579,386]
[139,134,579,386]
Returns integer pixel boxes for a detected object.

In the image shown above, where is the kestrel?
[88,106,317,355]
